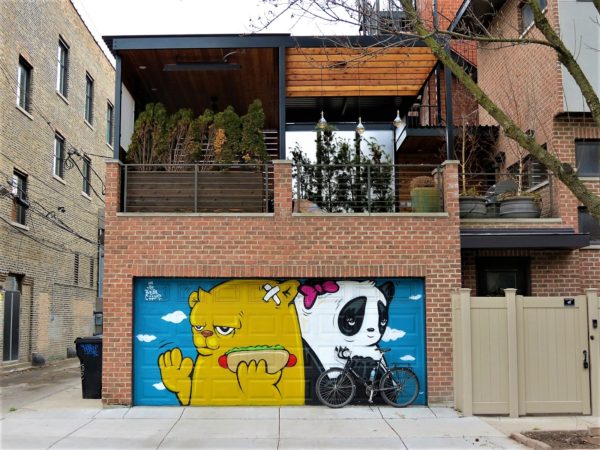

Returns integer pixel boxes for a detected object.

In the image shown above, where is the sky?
[71,0,358,65]
[72,0,357,56]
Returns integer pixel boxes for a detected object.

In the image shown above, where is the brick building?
[458,0,600,297]
[0,0,114,366]
[99,0,598,410]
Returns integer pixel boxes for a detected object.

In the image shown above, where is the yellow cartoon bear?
[158,279,305,405]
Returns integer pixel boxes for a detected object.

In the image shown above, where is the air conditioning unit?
[363,9,409,35]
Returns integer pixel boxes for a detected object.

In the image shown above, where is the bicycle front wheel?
[316,368,356,408]
[379,367,419,407]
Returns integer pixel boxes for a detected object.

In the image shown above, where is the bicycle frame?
[337,349,390,403]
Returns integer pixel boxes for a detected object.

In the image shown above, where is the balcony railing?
[121,163,273,213]
[293,163,443,214]
[459,172,556,218]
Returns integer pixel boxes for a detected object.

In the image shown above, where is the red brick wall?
[477,0,563,172]
[421,69,479,127]
[102,160,462,405]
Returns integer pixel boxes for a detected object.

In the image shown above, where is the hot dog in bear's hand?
[218,345,297,374]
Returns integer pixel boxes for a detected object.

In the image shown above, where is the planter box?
[124,170,266,213]
[410,187,441,213]
[459,196,486,218]
[499,197,541,218]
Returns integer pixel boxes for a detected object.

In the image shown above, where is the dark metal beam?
[278,46,286,160]
[104,34,431,55]
[444,60,455,160]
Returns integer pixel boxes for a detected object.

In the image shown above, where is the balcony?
[458,172,557,220]
[293,163,444,214]
[117,162,449,215]
[121,163,273,213]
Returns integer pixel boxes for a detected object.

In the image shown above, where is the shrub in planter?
[410,176,441,212]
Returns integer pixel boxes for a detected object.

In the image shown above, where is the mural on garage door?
[133,278,426,406]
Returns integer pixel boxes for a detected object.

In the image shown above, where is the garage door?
[133,277,426,406]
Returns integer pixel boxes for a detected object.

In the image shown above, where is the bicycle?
[315,346,419,408]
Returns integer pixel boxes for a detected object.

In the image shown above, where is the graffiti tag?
[80,343,99,357]
[145,281,163,302]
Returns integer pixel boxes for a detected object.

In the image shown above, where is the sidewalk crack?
[157,407,185,449]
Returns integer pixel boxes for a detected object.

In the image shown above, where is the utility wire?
[1,216,96,258]
[0,158,105,227]
[0,62,111,201]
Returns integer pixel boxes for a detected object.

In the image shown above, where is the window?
[579,207,600,245]
[106,102,114,145]
[84,73,94,124]
[16,56,32,112]
[476,258,531,296]
[56,38,69,97]
[520,0,547,33]
[576,140,600,177]
[524,155,548,188]
[12,170,27,225]
[82,156,91,195]
[53,133,65,178]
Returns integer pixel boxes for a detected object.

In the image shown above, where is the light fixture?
[393,110,405,129]
[317,111,328,129]
[138,65,147,70]
[356,117,365,135]
[316,62,327,130]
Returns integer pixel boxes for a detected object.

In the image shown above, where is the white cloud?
[153,382,166,391]
[400,355,416,361]
[409,294,422,301]
[161,311,187,324]
[136,334,157,343]
[382,328,406,342]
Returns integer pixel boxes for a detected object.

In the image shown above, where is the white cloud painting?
[161,311,187,324]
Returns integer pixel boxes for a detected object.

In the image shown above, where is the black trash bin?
[74,336,102,399]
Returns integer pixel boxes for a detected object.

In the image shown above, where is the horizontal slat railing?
[293,163,443,214]
[122,163,272,213]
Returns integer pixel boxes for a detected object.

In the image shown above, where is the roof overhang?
[102,34,429,56]
[451,0,509,32]
[461,228,591,249]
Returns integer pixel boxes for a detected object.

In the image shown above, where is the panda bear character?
[293,280,395,403]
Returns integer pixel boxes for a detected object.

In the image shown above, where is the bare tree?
[257,0,600,220]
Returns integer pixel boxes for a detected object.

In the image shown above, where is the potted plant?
[455,117,495,218]
[459,187,487,218]
[410,175,440,212]
[498,189,541,218]
[497,140,542,218]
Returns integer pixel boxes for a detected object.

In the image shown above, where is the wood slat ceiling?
[286,47,437,97]
[119,47,279,128]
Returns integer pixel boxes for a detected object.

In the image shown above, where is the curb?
[510,432,551,449]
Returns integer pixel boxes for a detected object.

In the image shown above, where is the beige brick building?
[0,0,114,366]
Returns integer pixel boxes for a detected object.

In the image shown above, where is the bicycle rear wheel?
[316,368,356,408]
[379,367,419,407]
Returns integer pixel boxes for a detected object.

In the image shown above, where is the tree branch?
[399,0,600,220]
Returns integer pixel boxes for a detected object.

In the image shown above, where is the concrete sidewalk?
[0,360,596,449]
[1,403,525,449]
